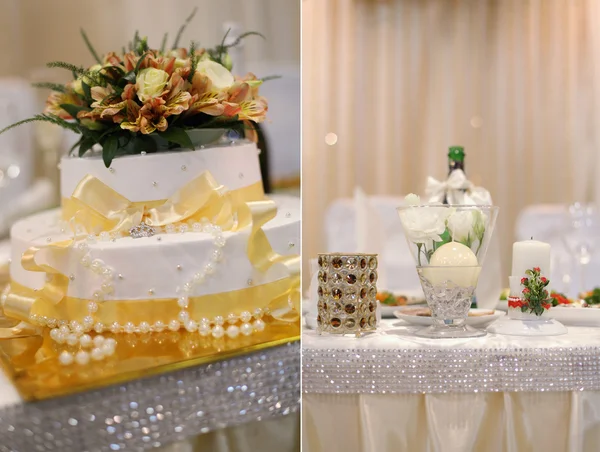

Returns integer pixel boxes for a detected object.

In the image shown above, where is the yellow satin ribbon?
[5,278,296,326]
[62,174,265,234]
[1,171,299,332]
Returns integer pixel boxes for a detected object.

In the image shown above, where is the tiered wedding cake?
[6,141,299,341]
[0,23,299,365]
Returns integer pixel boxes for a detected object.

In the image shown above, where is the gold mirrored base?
[0,322,299,401]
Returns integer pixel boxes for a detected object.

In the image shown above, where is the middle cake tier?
[10,196,299,304]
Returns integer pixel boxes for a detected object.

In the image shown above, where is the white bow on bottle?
[425,169,492,205]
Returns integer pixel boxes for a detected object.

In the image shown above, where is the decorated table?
[302,319,600,452]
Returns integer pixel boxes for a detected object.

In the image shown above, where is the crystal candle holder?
[316,253,378,337]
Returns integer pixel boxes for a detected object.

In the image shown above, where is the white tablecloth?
[302,320,600,452]
[0,343,300,451]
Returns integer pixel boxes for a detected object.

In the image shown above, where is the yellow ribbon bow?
[62,172,262,235]
[1,171,299,329]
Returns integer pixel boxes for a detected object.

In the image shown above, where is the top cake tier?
[59,141,263,203]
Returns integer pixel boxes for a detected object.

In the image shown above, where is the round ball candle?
[511,239,551,280]
[426,242,480,287]
[430,242,478,267]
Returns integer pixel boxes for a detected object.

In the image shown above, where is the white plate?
[378,290,426,318]
[548,306,600,327]
[393,309,505,327]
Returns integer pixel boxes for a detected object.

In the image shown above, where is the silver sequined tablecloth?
[302,320,600,394]
[0,341,300,452]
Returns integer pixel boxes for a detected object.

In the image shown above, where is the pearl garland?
[22,216,276,367]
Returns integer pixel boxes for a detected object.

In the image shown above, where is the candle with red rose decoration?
[509,239,551,297]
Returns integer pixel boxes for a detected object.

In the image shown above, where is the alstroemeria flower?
[186,72,226,117]
[222,80,268,122]
[44,90,84,120]
[121,73,191,134]
[78,85,127,123]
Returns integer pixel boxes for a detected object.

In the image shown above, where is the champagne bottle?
[443,146,466,205]
[448,146,465,174]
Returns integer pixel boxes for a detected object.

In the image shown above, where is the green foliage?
[158,127,193,149]
[521,267,551,316]
[584,288,600,305]
[160,33,168,54]
[0,114,82,136]
[171,8,198,50]
[31,82,67,93]
[188,41,198,82]
[47,61,87,78]
[80,28,102,64]
[209,31,265,67]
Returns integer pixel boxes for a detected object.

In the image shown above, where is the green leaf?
[69,136,83,155]
[158,127,193,149]
[102,135,119,168]
[172,8,198,50]
[31,82,67,93]
[47,61,87,76]
[80,28,102,64]
[132,135,159,154]
[224,31,266,50]
[260,75,282,83]
[78,137,96,157]
[160,33,168,54]
[59,103,89,119]
[521,306,528,313]
[81,81,92,101]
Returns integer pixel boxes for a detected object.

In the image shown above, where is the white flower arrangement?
[398,194,488,265]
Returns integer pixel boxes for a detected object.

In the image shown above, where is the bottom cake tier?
[4,196,300,337]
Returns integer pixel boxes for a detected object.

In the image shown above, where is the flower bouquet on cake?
[488,240,567,336]
[0,11,300,400]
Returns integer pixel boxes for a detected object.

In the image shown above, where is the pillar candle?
[511,239,551,280]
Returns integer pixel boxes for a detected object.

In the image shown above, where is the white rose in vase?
[447,210,475,247]
[399,197,453,252]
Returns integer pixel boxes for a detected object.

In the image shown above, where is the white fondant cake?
[60,142,262,202]
[5,141,300,337]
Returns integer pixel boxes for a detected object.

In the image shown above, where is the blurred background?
[302,0,600,300]
[0,0,300,249]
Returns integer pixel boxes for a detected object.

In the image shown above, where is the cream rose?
[196,60,234,90]
[136,68,169,102]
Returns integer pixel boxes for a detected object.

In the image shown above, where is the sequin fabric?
[302,346,600,394]
[0,342,300,452]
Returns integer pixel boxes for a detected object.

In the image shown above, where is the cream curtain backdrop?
[302,0,600,287]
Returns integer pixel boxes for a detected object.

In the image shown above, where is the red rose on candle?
[521,277,528,284]
[541,277,548,283]
[533,267,540,272]
[523,288,530,294]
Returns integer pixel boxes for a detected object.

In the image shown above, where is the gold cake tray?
[0,321,299,401]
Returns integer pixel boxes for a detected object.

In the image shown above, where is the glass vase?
[397,204,499,338]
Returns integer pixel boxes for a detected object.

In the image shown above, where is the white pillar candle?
[511,239,551,280]
[508,275,522,297]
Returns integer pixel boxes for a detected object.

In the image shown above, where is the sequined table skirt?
[0,341,300,451]
[302,320,600,452]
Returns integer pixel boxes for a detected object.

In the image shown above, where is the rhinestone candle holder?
[316,253,378,337]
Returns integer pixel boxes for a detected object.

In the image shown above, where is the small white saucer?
[487,317,567,336]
